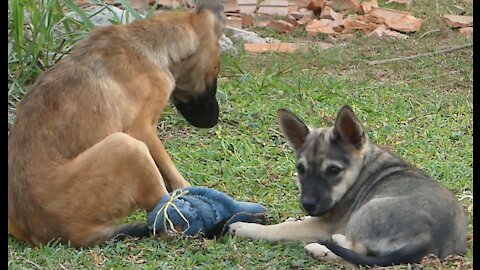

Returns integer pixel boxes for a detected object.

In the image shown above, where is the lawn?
[8,0,472,269]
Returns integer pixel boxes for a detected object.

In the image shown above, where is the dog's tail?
[320,240,430,267]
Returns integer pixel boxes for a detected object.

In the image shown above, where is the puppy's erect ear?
[333,106,365,150]
[277,109,309,152]
[195,0,225,36]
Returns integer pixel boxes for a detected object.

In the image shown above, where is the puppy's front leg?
[229,216,332,242]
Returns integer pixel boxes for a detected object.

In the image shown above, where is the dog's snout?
[301,197,317,213]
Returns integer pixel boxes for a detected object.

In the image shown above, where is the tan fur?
[8,9,224,247]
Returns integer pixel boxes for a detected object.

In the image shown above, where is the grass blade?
[63,0,95,29]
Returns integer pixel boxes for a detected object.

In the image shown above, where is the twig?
[367,43,473,65]
[24,259,43,270]
[417,29,440,40]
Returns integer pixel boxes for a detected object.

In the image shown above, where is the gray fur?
[279,105,468,265]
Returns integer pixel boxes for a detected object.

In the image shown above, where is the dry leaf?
[244,43,307,53]
[443,14,473,28]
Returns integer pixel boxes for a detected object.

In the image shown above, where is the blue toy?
[147,186,268,238]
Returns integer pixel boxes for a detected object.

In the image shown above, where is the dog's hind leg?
[52,132,170,247]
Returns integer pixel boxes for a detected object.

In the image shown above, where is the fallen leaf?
[361,0,378,14]
[459,27,473,38]
[443,14,473,28]
[244,42,307,53]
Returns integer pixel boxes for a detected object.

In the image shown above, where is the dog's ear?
[333,105,365,150]
[277,109,309,152]
[195,0,225,37]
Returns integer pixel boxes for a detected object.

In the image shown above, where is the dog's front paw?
[304,243,338,261]
[229,222,265,239]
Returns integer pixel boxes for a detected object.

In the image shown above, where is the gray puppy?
[230,105,467,267]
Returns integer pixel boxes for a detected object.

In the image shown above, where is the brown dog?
[8,0,225,247]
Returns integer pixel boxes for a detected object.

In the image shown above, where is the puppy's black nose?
[301,197,317,213]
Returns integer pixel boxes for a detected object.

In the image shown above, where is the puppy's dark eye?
[296,164,306,175]
[325,165,342,176]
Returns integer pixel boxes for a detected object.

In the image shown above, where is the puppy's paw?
[229,222,264,239]
[331,234,346,244]
[304,243,338,261]
[331,234,353,249]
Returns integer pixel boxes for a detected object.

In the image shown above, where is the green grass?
[8,0,472,269]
